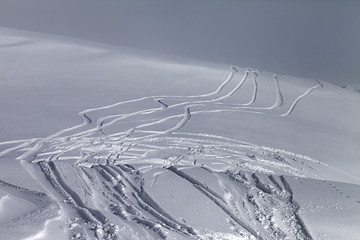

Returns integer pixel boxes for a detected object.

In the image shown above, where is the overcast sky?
[0,0,359,86]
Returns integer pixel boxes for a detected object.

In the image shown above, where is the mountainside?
[0,28,359,240]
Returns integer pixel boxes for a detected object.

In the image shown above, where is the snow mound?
[343,84,360,93]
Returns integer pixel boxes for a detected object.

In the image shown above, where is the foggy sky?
[0,0,359,86]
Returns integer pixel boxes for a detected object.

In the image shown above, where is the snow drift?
[0,28,360,239]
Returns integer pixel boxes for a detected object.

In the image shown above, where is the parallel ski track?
[168,166,263,239]
[0,66,322,163]
[0,66,324,239]
[100,164,198,238]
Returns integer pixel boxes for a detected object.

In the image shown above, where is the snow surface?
[1,27,360,239]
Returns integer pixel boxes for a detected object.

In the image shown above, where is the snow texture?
[0,28,360,240]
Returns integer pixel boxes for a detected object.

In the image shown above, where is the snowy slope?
[0,28,360,240]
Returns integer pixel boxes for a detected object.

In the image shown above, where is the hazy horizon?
[0,0,359,86]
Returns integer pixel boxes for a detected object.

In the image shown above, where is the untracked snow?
[0,28,360,240]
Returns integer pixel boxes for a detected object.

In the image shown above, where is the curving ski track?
[0,66,324,239]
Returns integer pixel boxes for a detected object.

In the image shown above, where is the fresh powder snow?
[0,11,360,240]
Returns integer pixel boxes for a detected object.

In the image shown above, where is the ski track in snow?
[0,66,323,163]
[0,66,325,239]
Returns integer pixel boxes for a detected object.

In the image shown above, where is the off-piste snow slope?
[0,27,360,240]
